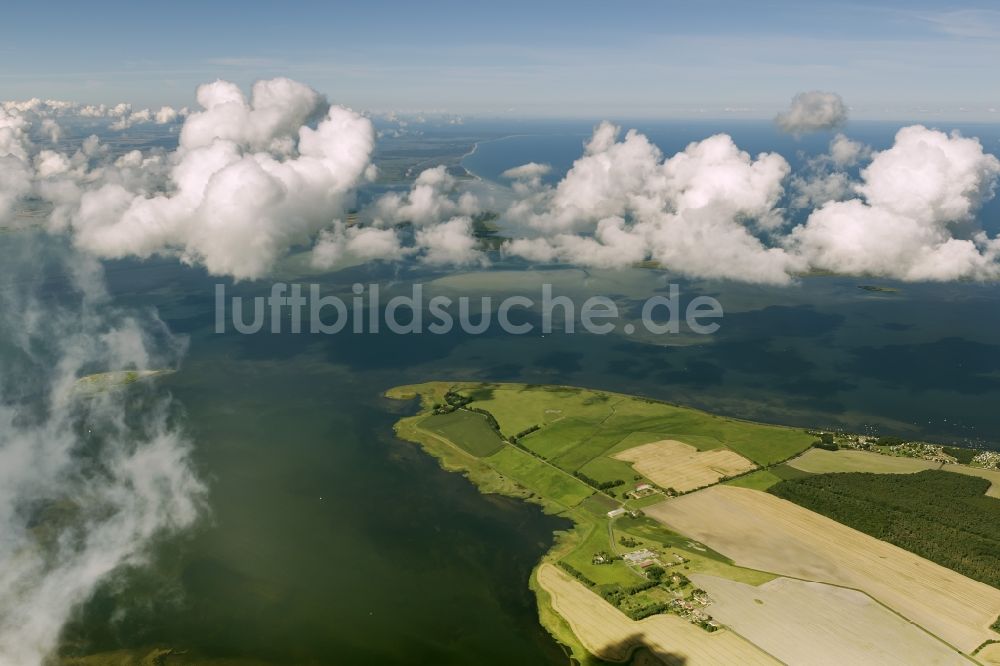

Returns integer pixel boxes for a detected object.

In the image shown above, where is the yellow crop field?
[787,448,941,474]
[690,574,971,665]
[978,643,1000,665]
[536,563,778,665]
[785,449,1000,499]
[614,440,756,492]
[645,486,1000,653]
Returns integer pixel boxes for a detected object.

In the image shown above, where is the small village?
[973,450,1000,469]
[813,431,1000,469]
[587,536,720,632]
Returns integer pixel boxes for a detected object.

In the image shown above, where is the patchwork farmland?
[646,485,1000,653]
[389,381,1000,665]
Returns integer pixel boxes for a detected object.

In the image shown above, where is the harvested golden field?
[787,448,941,474]
[614,440,756,493]
[785,449,1000,498]
[979,643,1000,665]
[645,486,1000,653]
[690,574,971,666]
[944,464,1000,498]
[536,563,778,665]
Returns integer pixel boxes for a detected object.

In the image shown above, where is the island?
[857,284,900,293]
[73,369,174,395]
[387,381,1000,666]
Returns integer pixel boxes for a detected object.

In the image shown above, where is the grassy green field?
[389,380,814,662]
[420,410,506,457]
[576,456,643,488]
[551,430,634,472]
[485,446,595,507]
[560,524,643,587]
[787,449,942,475]
[400,380,816,523]
[454,383,815,518]
[577,493,621,519]
[724,463,813,490]
[724,469,783,491]
[770,463,815,480]
[460,385,616,438]
[462,384,814,470]
[519,418,600,460]
[392,382,804,582]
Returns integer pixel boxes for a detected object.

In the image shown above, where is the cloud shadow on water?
[848,337,1000,393]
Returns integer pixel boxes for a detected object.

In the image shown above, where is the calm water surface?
[52,120,1000,662]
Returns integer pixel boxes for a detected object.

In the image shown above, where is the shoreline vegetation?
[386,381,999,665]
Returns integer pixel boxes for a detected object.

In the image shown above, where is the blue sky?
[2,0,998,119]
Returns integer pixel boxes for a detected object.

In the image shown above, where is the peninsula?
[387,382,1000,666]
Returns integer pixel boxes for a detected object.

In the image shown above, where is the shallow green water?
[55,251,1000,664]
[62,332,571,663]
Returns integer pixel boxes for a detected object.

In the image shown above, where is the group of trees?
[437,390,505,439]
[557,561,596,588]
[770,470,1000,588]
[602,587,671,621]
[574,470,625,492]
[811,432,838,451]
[668,572,690,588]
[627,601,672,621]
[591,551,614,565]
[598,580,660,605]
[943,446,977,464]
[508,424,540,445]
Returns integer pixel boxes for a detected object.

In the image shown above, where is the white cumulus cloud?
[6,85,1000,284]
[372,165,480,226]
[789,125,1000,280]
[776,91,849,133]
[504,123,798,283]
[57,78,376,279]
[415,216,487,266]
[311,222,410,268]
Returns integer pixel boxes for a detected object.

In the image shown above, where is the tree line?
[769,470,1000,589]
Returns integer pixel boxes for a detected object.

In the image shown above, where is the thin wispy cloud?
[205,56,285,68]
[914,9,1000,39]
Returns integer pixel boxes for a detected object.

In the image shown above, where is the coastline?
[458,133,556,182]
[385,382,611,664]
[386,380,998,665]
[384,381,801,664]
